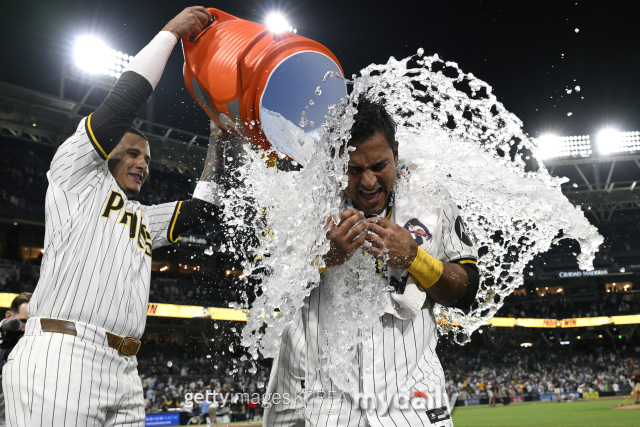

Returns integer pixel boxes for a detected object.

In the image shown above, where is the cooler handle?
[182,8,237,50]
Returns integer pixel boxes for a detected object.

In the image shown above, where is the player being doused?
[264,98,481,427]
[2,6,229,427]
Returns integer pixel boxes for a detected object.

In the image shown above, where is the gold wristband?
[407,247,443,289]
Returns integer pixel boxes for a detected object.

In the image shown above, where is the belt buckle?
[118,336,141,356]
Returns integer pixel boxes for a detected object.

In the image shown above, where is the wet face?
[108,133,150,197]
[343,131,398,216]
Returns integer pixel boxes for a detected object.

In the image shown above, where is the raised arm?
[89,7,212,157]
[166,120,229,243]
[48,7,212,194]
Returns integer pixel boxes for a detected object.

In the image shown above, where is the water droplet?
[299,111,308,127]
[315,86,322,95]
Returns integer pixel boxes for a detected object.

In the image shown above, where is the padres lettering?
[102,190,152,257]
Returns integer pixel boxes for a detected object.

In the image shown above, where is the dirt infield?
[610,403,640,410]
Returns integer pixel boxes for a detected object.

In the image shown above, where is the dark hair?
[10,292,32,314]
[348,96,396,149]
[126,126,148,141]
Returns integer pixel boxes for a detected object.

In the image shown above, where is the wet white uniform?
[1,118,180,426]
[264,189,477,427]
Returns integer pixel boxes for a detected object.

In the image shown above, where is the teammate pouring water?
[2,7,227,427]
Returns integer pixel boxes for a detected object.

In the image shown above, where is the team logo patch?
[403,218,432,247]
[426,406,451,424]
[454,216,473,246]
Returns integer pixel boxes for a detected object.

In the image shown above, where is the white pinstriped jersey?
[28,117,179,339]
[266,189,477,427]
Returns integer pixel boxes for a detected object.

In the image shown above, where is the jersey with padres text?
[28,117,179,339]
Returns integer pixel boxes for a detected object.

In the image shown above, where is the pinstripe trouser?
[262,407,372,427]
[262,406,305,427]
[1,317,145,427]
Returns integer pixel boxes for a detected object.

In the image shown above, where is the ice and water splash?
[218,50,603,378]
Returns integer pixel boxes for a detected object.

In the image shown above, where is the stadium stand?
[439,342,638,402]
[497,289,640,319]
[136,335,271,420]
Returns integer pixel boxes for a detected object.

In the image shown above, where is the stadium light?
[536,134,591,159]
[265,12,296,33]
[74,35,132,79]
[597,128,622,155]
[597,129,640,155]
[536,134,561,159]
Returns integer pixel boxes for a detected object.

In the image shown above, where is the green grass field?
[187,399,638,427]
[451,398,638,427]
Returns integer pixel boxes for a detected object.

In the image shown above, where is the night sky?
[1,0,639,139]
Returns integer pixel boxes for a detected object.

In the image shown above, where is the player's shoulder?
[70,117,91,141]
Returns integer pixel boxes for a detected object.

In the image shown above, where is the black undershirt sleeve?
[86,71,153,158]
[453,263,480,309]
[167,199,219,243]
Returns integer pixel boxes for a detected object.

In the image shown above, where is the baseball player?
[2,7,226,427]
[264,98,479,427]
[632,370,640,405]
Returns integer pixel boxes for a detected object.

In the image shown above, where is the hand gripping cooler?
[182,8,347,165]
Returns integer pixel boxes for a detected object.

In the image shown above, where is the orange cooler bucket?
[183,8,347,165]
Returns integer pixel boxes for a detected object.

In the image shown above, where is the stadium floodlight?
[597,128,622,155]
[597,129,640,155]
[536,134,592,160]
[265,12,292,33]
[74,35,132,79]
[536,134,562,159]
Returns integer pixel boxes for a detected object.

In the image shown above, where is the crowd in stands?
[497,289,640,319]
[4,250,640,317]
[0,258,39,293]
[136,169,193,206]
[440,344,639,400]
[137,337,270,421]
[135,335,639,421]
[598,212,640,255]
[0,142,50,213]
[149,274,243,308]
